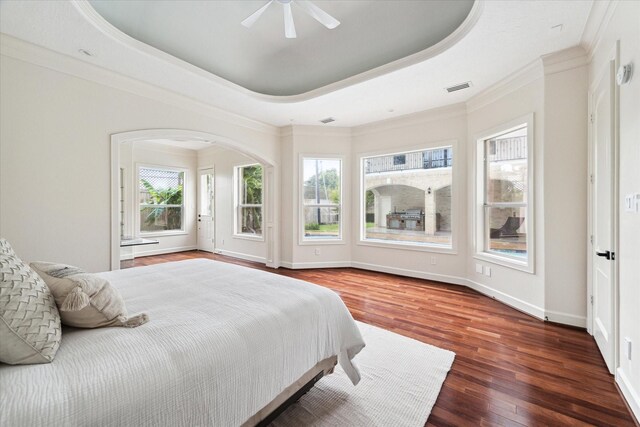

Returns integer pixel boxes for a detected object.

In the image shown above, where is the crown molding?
[541,45,588,75]
[352,103,467,137]
[285,125,353,139]
[465,59,542,113]
[580,0,618,62]
[0,34,278,137]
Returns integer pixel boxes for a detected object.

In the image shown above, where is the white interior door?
[197,168,215,253]
[592,60,616,374]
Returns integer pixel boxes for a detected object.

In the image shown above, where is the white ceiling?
[0,0,594,127]
[87,0,474,96]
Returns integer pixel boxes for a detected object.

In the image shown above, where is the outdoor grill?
[387,208,425,231]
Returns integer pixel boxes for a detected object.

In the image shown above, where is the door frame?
[587,41,620,372]
[197,166,215,253]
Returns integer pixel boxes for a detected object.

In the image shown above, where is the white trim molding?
[216,249,266,265]
[616,368,640,422]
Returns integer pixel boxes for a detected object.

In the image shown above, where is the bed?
[0,258,366,426]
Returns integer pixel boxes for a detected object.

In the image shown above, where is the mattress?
[0,259,365,426]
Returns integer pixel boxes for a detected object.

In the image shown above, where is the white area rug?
[272,321,455,427]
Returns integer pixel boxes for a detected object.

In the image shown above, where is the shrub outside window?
[139,167,185,233]
[236,164,263,237]
[302,158,342,241]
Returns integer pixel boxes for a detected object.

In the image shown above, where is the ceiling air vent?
[445,82,471,93]
[320,117,336,124]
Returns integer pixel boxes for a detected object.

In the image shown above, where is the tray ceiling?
[88,0,475,96]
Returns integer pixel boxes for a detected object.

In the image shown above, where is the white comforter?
[0,259,365,426]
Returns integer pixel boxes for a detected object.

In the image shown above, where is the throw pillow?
[30,262,149,329]
[0,247,62,365]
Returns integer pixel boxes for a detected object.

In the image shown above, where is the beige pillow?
[0,241,62,365]
[30,262,149,329]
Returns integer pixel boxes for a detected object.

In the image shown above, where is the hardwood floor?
[122,251,637,427]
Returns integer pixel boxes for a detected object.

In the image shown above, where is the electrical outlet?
[314,248,321,256]
[625,337,632,360]
[484,266,492,277]
[430,256,436,265]
[476,264,483,274]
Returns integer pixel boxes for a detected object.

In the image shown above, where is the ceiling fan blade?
[283,2,297,38]
[241,0,274,28]
[295,0,340,29]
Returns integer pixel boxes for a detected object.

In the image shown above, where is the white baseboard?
[617,367,640,422]
[280,261,352,269]
[133,245,196,258]
[217,249,266,264]
[350,261,468,286]
[544,309,587,328]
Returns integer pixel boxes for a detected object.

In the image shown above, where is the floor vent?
[445,82,471,93]
[320,117,336,124]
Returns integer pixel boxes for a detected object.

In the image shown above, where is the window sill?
[357,239,456,254]
[139,231,187,238]
[233,234,265,242]
[473,252,533,274]
[299,238,345,246]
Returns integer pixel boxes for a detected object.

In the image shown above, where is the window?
[302,158,342,241]
[235,164,263,237]
[139,166,185,233]
[476,116,533,271]
[361,146,453,249]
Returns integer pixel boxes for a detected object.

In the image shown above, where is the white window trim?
[137,163,187,237]
[358,140,458,253]
[473,113,535,273]
[299,154,345,245]
[233,163,265,241]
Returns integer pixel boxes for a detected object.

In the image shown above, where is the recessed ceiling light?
[78,49,94,57]
[320,117,336,124]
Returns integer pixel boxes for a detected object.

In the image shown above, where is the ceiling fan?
[241,0,340,39]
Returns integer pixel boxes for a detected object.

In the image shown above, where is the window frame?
[234,163,264,241]
[357,140,457,254]
[474,114,535,273]
[137,164,187,237]
[299,155,344,245]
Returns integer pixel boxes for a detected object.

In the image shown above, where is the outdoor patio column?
[424,190,436,235]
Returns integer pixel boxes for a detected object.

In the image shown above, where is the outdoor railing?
[365,148,452,174]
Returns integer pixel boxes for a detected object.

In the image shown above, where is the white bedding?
[0,259,365,426]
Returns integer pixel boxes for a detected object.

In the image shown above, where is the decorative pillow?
[30,262,149,329]
[0,238,13,255]
[0,245,62,365]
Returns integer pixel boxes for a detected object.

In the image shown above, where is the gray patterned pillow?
[0,245,62,365]
[0,238,13,255]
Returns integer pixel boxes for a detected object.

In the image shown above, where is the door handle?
[595,250,615,260]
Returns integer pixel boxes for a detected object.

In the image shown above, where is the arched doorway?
[110,129,279,270]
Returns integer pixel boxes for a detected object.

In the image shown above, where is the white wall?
[351,104,468,283]
[466,77,546,315]
[0,37,279,272]
[120,141,198,259]
[280,126,352,268]
[589,0,640,418]
[198,146,267,263]
[542,49,589,326]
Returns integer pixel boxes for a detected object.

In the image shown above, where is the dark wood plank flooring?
[121,251,637,427]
